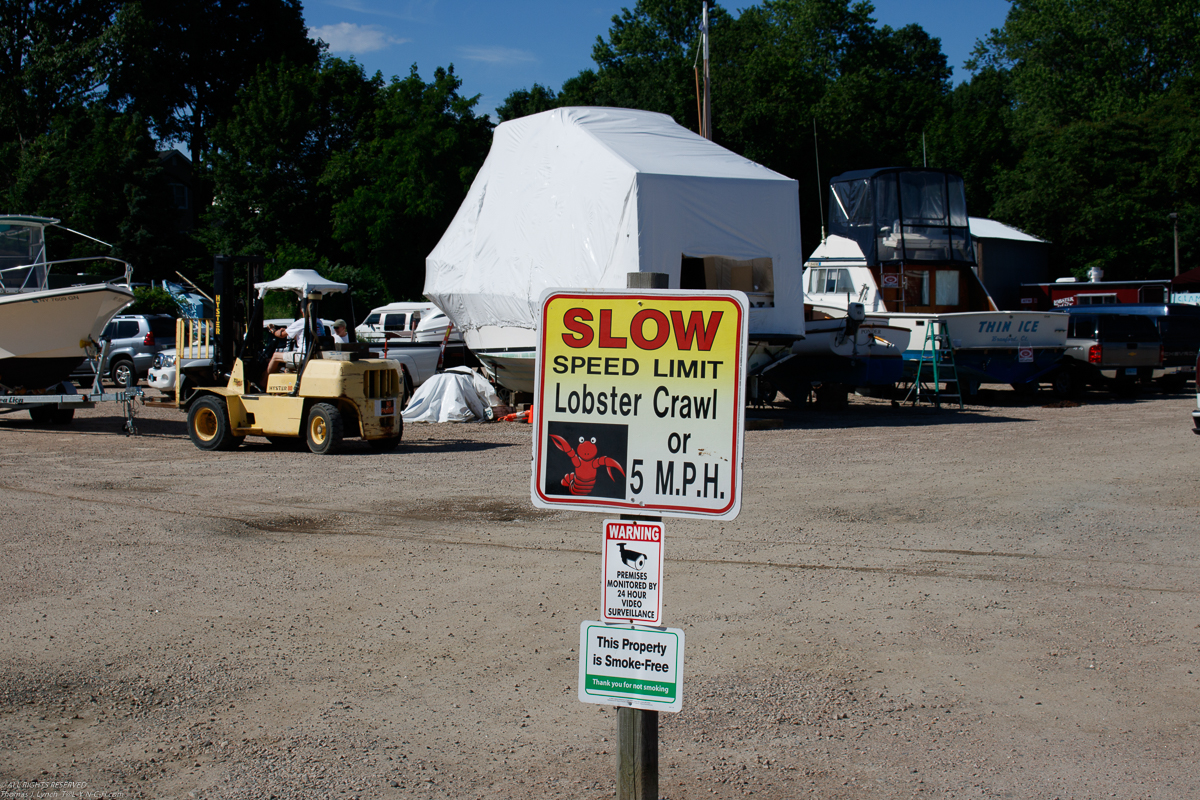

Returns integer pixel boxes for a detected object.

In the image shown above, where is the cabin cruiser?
[804,168,1066,388]
[0,215,134,390]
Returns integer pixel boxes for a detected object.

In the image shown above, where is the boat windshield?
[0,222,47,291]
[829,169,973,267]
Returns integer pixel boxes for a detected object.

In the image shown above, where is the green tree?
[993,89,1200,279]
[973,0,1200,276]
[324,66,493,301]
[923,66,1019,217]
[2,104,189,280]
[972,0,1200,129]
[107,0,319,182]
[0,0,121,149]
[204,55,382,262]
[496,83,560,122]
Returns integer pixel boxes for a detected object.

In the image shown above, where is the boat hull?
[0,284,134,389]
[831,310,1068,386]
[463,327,537,394]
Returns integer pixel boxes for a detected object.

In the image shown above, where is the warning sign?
[532,290,747,520]
[602,519,664,625]
[579,622,684,712]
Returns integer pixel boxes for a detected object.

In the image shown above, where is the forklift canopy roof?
[254,269,347,299]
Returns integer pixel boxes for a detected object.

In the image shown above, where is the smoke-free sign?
[602,518,664,625]
[532,290,747,520]
[578,622,684,712]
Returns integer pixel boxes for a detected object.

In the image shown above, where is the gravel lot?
[1,385,1198,799]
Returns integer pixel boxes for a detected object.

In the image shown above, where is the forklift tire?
[188,395,241,451]
[306,403,344,455]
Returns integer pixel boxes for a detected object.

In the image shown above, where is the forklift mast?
[212,255,267,380]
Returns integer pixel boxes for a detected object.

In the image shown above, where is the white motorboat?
[804,168,1067,387]
[0,215,134,390]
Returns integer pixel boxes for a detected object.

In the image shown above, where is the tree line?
[1,0,1195,315]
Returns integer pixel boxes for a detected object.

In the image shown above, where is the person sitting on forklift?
[331,319,349,343]
[260,303,325,388]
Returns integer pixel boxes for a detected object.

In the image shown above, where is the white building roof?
[969,217,1047,243]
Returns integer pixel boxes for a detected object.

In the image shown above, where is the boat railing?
[0,256,133,293]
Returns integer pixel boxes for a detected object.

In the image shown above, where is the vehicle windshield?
[0,222,46,291]
[1099,315,1160,342]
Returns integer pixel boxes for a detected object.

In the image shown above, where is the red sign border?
[532,290,745,519]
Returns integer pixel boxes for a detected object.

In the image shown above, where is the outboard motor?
[846,302,866,339]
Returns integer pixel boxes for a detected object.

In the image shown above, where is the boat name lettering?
[561,308,724,351]
[977,320,1039,334]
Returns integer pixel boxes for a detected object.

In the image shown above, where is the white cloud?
[458,46,538,66]
[327,0,439,23]
[309,22,408,54]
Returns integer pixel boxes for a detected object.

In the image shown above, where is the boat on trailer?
[803,168,1066,389]
[0,215,134,391]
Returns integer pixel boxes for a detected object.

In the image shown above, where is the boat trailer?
[0,340,143,434]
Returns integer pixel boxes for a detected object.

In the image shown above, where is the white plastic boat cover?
[254,269,347,299]
[425,106,805,337]
[402,367,499,423]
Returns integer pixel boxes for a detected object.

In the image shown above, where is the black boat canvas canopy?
[828,167,974,267]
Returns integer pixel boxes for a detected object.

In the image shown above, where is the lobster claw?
[549,434,574,455]
[597,456,626,481]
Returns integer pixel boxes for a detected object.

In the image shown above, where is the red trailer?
[1019,278,1171,310]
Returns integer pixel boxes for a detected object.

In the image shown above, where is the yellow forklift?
[186,268,406,454]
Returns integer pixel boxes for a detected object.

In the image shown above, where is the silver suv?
[79,314,177,387]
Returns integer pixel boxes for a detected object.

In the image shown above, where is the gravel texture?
[1,385,1197,799]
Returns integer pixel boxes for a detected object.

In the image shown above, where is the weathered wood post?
[616,270,668,800]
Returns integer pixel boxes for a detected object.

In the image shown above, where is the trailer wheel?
[188,396,240,451]
[306,403,343,455]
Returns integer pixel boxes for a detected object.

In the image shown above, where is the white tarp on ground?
[402,367,500,423]
[425,106,805,338]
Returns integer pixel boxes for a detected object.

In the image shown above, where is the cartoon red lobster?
[549,434,626,496]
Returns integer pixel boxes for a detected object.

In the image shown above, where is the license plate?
[1124,368,1138,376]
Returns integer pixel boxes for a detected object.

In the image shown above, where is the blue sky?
[302,1,1012,120]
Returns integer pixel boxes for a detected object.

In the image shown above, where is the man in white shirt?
[331,319,349,343]
[261,302,324,387]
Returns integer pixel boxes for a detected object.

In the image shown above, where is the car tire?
[1050,368,1078,399]
[188,395,241,451]
[306,403,343,455]
[111,358,137,388]
[1158,375,1187,393]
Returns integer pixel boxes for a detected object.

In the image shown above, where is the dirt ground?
[1,385,1198,800]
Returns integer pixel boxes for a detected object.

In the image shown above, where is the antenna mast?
[702,1,712,141]
[813,118,826,242]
